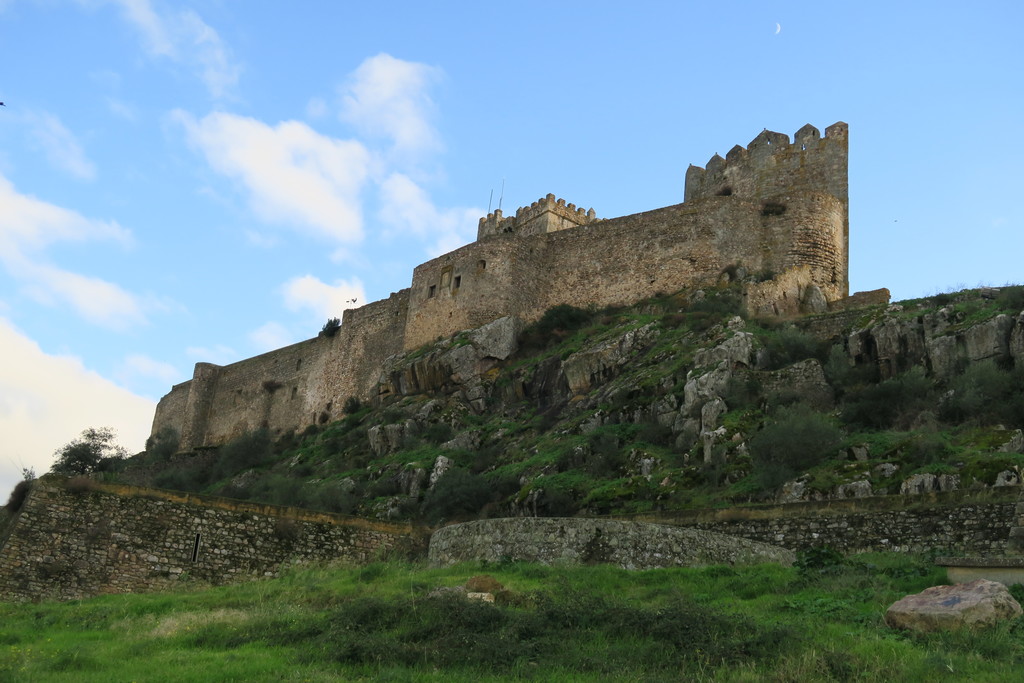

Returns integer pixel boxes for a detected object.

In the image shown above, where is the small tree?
[50,427,129,476]
[321,317,341,337]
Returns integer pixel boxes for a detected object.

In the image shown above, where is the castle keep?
[152,123,850,450]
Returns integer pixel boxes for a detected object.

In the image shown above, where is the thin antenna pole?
[498,178,505,212]
[488,189,493,214]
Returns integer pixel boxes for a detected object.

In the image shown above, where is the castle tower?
[684,122,849,297]
[477,193,597,240]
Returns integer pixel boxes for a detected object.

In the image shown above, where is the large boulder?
[885,579,1022,632]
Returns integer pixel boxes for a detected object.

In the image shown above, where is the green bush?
[342,396,361,414]
[50,427,128,476]
[321,317,341,337]
[940,360,1024,426]
[212,429,274,481]
[750,404,843,489]
[145,427,179,461]
[421,468,493,523]
[760,325,824,370]
[841,367,936,430]
[4,479,33,513]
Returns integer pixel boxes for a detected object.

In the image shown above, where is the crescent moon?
[775,23,782,35]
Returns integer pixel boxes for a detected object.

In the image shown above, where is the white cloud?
[340,53,442,156]
[100,0,240,98]
[378,172,480,256]
[0,174,146,329]
[249,321,295,353]
[0,317,154,496]
[175,110,372,244]
[306,97,328,119]
[283,275,366,320]
[117,353,181,386]
[107,98,138,121]
[25,111,96,180]
[186,344,238,365]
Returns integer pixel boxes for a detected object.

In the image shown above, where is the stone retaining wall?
[628,488,1021,557]
[0,479,415,602]
[428,518,795,569]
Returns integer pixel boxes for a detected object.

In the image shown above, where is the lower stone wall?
[0,479,415,603]
[629,488,1020,557]
[428,518,795,569]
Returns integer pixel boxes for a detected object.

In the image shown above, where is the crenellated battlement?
[684,121,848,203]
[477,193,598,240]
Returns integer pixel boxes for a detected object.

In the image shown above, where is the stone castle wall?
[153,123,850,450]
[0,479,413,603]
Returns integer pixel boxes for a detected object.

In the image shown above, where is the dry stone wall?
[428,518,796,569]
[633,488,1020,557]
[0,479,413,603]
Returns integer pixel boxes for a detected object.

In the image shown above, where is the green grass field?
[2,552,1022,681]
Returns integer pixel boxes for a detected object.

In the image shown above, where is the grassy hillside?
[66,283,1024,524]
[1,553,1023,681]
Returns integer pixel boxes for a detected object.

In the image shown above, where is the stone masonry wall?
[0,479,413,602]
[429,518,795,569]
[631,488,1020,557]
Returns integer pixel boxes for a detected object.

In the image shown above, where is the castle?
[152,122,852,450]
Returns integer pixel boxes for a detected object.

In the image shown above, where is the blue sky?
[1,1,1021,491]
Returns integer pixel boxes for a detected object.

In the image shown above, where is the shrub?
[997,285,1024,312]
[750,404,843,489]
[212,429,274,481]
[321,317,341,337]
[145,427,179,462]
[841,367,936,430]
[761,325,824,369]
[940,360,1024,426]
[4,479,33,513]
[342,396,362,414]
[422,468,493,523]
[50,427,129,476]
[422,422,454,445]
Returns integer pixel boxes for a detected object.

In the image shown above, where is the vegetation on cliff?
[99,283,1024,523]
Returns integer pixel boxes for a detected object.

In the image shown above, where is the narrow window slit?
[191,533,202,562]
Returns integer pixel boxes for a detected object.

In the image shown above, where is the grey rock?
[873,463,900,478]
[468,316,524,361]
[848,444,870,462]
[700,398,727,433]
[964,314,1013,364]
[994,470,1020,487]
[563,323,657,394]
[885,580,1022,631]
[998,430,1024,454]
[835,480,873,499]
[429,455,453,489]
[693,331,755,369]
[800,284,829,314]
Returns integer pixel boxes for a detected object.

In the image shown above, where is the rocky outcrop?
[563,324,658,395]
[377,316,524,410]
[846,304,1023,380]
[885,579,1022,632]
